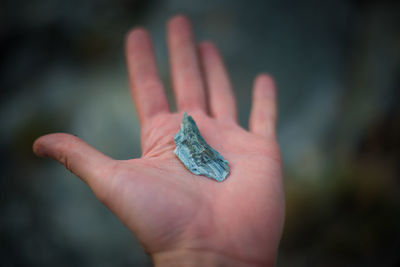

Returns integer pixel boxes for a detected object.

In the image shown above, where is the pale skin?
[33,15,285,267]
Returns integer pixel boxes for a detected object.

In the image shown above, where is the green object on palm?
[174,112,230,182]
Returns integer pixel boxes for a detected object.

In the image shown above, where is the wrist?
[152,249,273,267]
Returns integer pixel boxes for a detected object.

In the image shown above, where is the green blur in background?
[1,0,399,266]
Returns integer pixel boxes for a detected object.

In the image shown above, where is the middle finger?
[167,15,207,113]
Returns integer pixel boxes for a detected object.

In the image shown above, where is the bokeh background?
[1,0,400,266]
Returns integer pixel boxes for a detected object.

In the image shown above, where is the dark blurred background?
[1,0,400,266]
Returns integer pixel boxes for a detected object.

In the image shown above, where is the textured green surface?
[174,113,229,182]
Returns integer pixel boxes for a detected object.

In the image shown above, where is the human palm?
[34,15,285,267]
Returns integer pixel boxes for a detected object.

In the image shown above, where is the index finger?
[126,28,170,125]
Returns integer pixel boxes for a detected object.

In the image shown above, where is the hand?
[33,15,285,267]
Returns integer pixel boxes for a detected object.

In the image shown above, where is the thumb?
[33,133,115,200]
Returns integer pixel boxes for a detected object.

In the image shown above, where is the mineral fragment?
[174,112,230,182]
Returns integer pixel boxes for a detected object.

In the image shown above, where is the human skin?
[33,15,285,267]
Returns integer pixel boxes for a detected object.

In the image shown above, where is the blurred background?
[1,0,399,266]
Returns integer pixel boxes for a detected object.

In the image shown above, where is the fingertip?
[254,73,276,98]
[254,73,275,87]
[125,27,150,47]
[167,14,193,37]
[32,133,77,158]
[168,14,191,28]
[33,135,47,157]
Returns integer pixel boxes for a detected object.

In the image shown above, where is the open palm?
[34,16,285,267]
